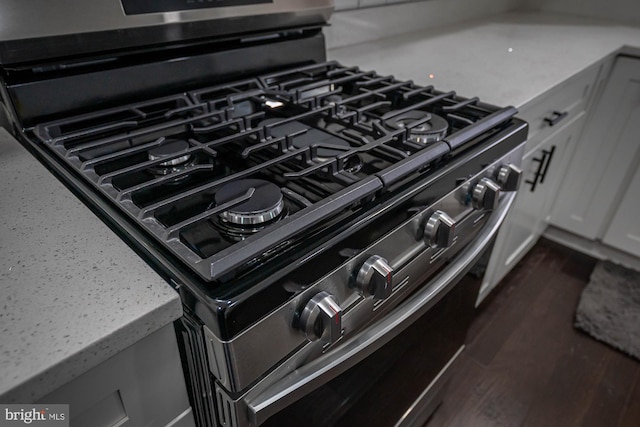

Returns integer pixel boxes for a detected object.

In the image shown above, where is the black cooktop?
[31,61,517,286]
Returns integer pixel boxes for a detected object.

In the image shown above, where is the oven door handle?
[243,192,516,426]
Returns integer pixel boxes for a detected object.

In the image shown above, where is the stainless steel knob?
[472,177,501,210]
[424,210,456,248]
[497,164,523,191]
[298,291,342,344]
[355,255,394,300]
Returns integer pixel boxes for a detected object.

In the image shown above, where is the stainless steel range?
[0,1,527,426]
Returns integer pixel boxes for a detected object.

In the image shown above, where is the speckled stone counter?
[328,12,640,109]
[0,128,183,403]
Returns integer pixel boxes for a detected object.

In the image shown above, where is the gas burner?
[260,119,350,159]
[322,95,347,115]
[216,179,285,226]
[386,110,449,144]
[260,119,363,173]
[259,118,351,161]
[300,83,334,100]
[148,139,195,178]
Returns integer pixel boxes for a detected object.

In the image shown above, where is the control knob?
[424,210,456,248]
[472,177,501,210]
[355,255,394,300]
[298,291,342,344]
[496,164,523,191]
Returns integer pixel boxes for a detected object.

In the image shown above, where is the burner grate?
[31,62,517,282]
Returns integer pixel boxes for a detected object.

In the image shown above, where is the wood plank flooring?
[425,238,640,427]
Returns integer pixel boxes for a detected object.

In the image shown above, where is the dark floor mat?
[575,260,640,360]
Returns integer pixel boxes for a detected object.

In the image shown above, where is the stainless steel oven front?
[190,141,524,427]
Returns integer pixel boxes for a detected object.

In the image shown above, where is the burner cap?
[216,179,284,226]
[386,110,448,144]
[323,95,347,115]
[148,139,192,166]
[259,119,351,159]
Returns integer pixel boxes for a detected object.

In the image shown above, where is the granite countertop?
[0,129,183,403]
[328,12,640,109]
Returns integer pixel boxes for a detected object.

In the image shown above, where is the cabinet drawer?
[518,63,600,155]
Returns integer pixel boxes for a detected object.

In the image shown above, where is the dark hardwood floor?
[425,238,640,427]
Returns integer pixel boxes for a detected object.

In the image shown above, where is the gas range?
[31,61,517,285]
[0,1,527,425]
[24,54,526,397]
[26,59,523,331]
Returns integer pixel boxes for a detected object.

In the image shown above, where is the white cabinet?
[477,61,604,303]
[602,164,640,255]
[38,324,195,427]
[551,56,640,241]
[479,112,587,302]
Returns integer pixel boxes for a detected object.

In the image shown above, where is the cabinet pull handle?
[524,156,544,192]
[538,145,556,184]
[524,145,556,192]
[544,110,569,126]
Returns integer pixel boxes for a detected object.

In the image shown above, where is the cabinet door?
[602,163,640,256]
[479,113,586,302]
[551,56,640,240]
[38,324,195,427]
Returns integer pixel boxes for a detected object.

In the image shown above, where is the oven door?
[230,192,515,427]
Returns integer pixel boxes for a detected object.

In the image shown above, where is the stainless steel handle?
[244,192,517,426]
